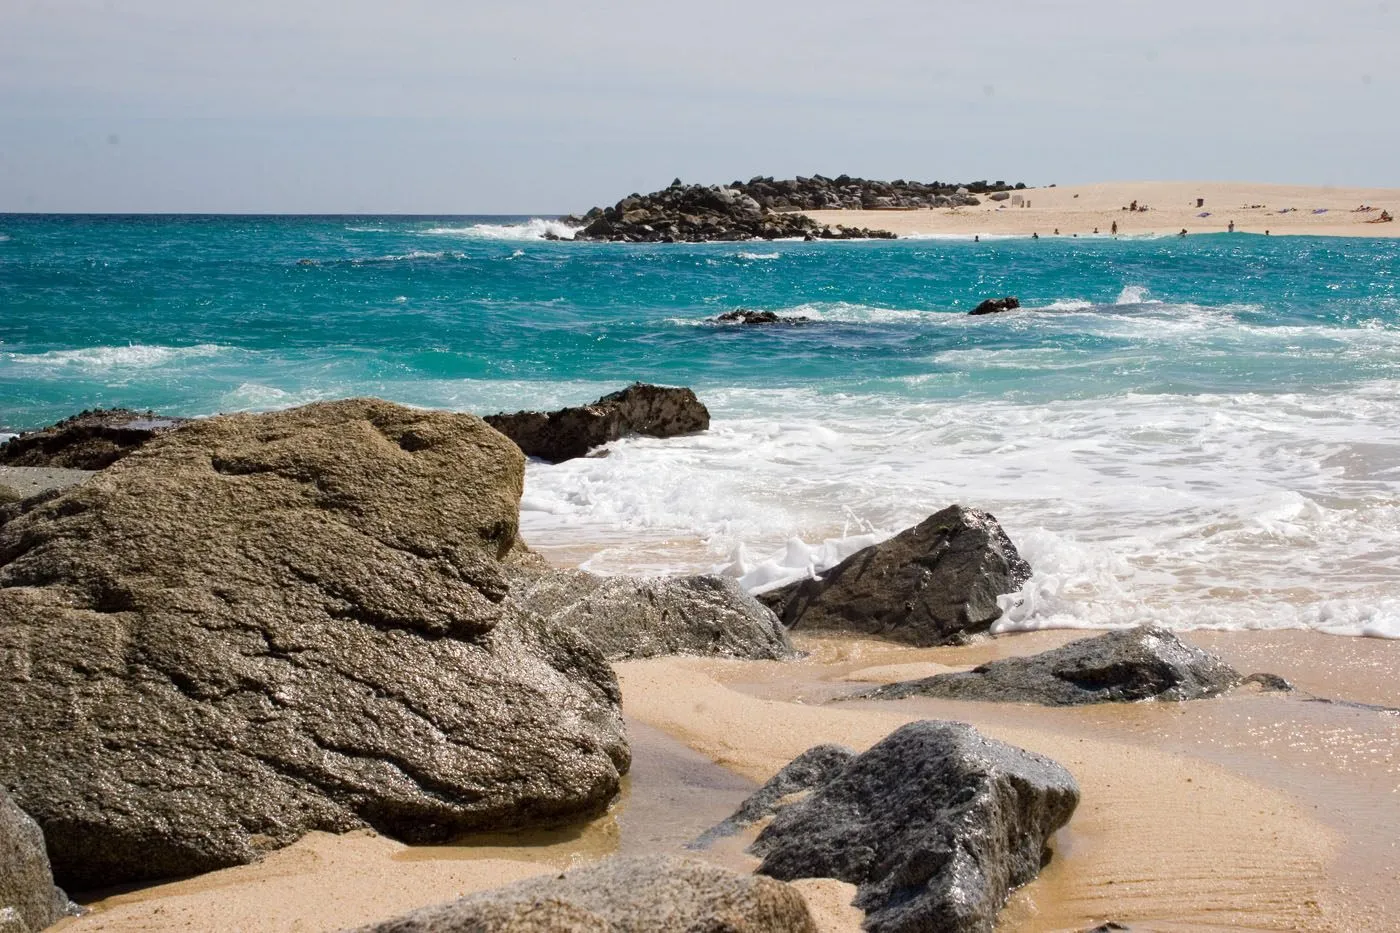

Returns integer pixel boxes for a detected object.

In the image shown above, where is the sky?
[1,0,1396,213]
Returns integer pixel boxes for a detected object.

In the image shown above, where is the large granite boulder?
[866,626,1245,705]
[689,744,855,849]
[759,505,1032,646]
[0,399,629,889]
[508,569,794,661]
[484,383,709,463]
[750,721,1080,933]
[0,791,69,933]
[0,409,191,470]
[355,855,819,933]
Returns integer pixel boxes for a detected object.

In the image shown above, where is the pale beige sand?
[0,465,94,498]
[53,628,1398,932]
[800,181,1400,239]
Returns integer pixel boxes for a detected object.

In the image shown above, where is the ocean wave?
[358,250,464,263]
[422,218,580,241]
[4,344,229,370]
[1114,285,1155,305]
[736,251,781,260]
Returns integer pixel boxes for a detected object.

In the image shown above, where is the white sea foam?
[736,251,781,260]
[422,219,581,241]
[519,382,1400,639]
[4,344,228,370]
[359,250,464,263]
[1114,284,1154,305]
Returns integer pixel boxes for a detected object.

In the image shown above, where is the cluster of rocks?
[714,309,811,326]
[564,180,898,242]
[484,382,710,463]
[727,174,1024,211]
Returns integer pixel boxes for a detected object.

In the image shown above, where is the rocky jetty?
[714,309,811,325]
[356,855,818,933]
[0,791,70,933]
[748,721,1080,933]
[969,296,1021,315]
[508,568,794,662]
[0,408,191,470]
[566,179,901,242]
[484,382,710,463]
[866,626,1248,705]
[759,505,1032,646]
[0,399,630,889]
[731,174,1022,211]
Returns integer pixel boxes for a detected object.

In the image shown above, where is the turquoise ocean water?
[2,214,1398,637]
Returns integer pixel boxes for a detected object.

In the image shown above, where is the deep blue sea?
[3,214,1398,637]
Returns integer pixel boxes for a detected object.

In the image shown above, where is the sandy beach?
[54,627,1399,933]
[800,181,1400,238]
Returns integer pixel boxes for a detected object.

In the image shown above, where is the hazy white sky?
[1,0,1396,212]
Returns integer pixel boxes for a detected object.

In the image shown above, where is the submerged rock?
[969,296,1021,315]
[484,382,710,463]
[0,408,192,470]
[0,791,70,933]
[0,399,629,889]
[713,309,818,326]
[865,626,1245,705]
[509,568,794,661]
[750,721,1079,933]
[355,855,819,933]
[690,744,856,849]
[759,505,1032,646]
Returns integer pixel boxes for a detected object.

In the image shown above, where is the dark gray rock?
[865,626,1245,705]
[0,400,629,889]
[759,505,1032,647]
[508,568,794,662]
[353,855,819,933]
[484,383,710,463]
[1,790,69,933]
[0,408,192,470]
[751,720,1079,933]
[689,744,855,849]
[969,296,1021,316]
[714,309,816,325]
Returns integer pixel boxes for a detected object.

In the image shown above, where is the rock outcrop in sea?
[355,855,819,933]
[969,296,1021,315]
[0,790,70,933]
[0,399,630,888]
[865,626,1248,705]
[0,408,190,470]
[747,721,1080,933]
[714,309,811,325]
[565,179,902,242]
[759,504,1032,646]
[484,382,710,463]
[508,568,794,661]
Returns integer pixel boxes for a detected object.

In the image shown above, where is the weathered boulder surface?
[484,383,710,463]
[714,309,812,326]
[866,626,1246,705]
[0,399,629,889]
[751,721,1080,933]
[969,296,1021,316]
[355,855,819,933]
[0,409,192,470]
[689,744,855,849]
[759,505,1032,646]
[566,179,901,242]
[508,568,794,662]
[0,791,69,933]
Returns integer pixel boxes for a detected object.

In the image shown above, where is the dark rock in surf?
[714,309,812,326]
[749,720,1080,933]
[507,568,794,662]
[864,625,1246,705]
[0,408,192,470]
[689,744,856,849]
[969,296,1021,316]
[0,790,71,933]
[759,505,1031,646]
[353,855,819,933]
[0,400,629,889]
[484,383,709,463]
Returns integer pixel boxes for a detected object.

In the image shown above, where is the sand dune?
[799,181,1400,239]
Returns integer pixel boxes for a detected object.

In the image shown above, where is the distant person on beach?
[1032,232,1039,239]
[1178,229,1187,237]
[1130,200,1138,211]
[1111,221,1118,235]
[1228,221,1235,233]
[1094,227,1099,234]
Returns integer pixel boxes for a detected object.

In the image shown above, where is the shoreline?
[797,181,1400,239]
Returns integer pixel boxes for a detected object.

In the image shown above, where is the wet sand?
[55,628,1399,932]
[799,181,1400,239]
